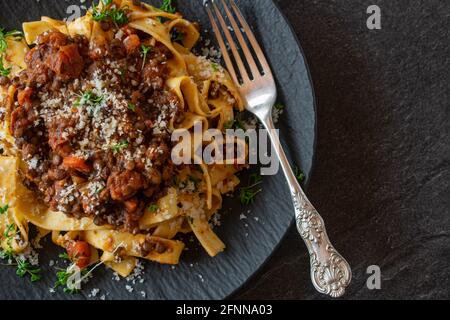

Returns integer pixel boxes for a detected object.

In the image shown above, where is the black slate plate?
[0,0,316,300]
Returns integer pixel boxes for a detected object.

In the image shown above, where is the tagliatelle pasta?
[0,0,247,283]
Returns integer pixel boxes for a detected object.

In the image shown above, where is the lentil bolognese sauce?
[12,28,179,233]
[0,0,247,289]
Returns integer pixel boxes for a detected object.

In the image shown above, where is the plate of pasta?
[0,0,316,300]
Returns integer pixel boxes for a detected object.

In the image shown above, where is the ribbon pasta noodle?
[0,0,248,281]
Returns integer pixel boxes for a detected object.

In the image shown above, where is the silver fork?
[204,0,352,298]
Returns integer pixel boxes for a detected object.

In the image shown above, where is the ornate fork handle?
[263,116,352,298]
[292,191,352,298]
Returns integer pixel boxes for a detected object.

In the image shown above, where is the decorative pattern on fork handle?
[292,191,351,298]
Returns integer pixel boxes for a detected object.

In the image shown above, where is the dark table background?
[235,0,450,300]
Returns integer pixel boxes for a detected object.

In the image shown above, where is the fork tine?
[229,0,272,76]
[205,3,239,85]
[218,0,260,79]
[211,0,251,83]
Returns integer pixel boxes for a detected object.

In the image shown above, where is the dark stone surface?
[235,0,450,300]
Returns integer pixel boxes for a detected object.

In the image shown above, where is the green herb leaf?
[54,269,78,294]
[294,166,305,183]
[0,56,11,77]
[0,28,23,54]
[224,115,246,131]
[171,29,184,43]
[0,223,41,283]
[160,0,176,13]
[0,204,9,214]
[0,249,13,261]
[3,223,16,254]
[249,173,262,185]
[74,90,103,107]
[92,6,108,22]
[109,7,129,25]
[110,140,129,153]
[54,266,89,294]
[157,0,176,22]
[211,62,220,72]
[239,186,262,206]
[239,174,263,205]
[140,44,152,70]
[91,2,129,26]
[16,258,41,282]
[59,252,71,261]
[147,204,159,212]
[54,270,70,287]
[274,103,285,111]
[3,223,15,239]
[30,273,41,282]
[128,103,136,112]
